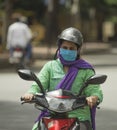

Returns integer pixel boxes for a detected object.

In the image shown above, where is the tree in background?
[79,0,117,42]
[0,0,15,44]
[0,0,46,45]
[0,0,117,46]
[44,0,60,45]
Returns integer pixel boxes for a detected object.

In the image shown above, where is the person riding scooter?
[22,27,103,130]
[6,16,33,64]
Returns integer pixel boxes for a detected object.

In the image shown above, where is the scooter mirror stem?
[32,72,45,95]
[18,69,45,95]
[77,83,88,97]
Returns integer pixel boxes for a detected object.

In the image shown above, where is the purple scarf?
[35,54,96,130]
[56,55,93,90]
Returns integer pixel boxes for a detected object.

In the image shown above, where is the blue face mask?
[60,48,77,61]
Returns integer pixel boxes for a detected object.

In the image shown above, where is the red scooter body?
[43,118,76,130]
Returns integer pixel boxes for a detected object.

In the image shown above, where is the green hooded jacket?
[28,59,103,125]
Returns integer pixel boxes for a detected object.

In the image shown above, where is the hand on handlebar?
[86,96,99,108]
[21,93,34,101]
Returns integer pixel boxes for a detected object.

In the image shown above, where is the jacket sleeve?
[84,69,103,103]
[27,61,51,94]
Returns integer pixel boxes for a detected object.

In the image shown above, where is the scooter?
[18,69,107,130]
[9,46,26,64]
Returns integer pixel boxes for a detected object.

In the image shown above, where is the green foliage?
[79,0,91,20]
[79,0,117,20]
[13,0,46,20]
[0,0,46,21]
[0,0,4,9]
[0,0,4,2]
[105,0,117,5]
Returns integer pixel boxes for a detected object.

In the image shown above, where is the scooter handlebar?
[20,97,25,101]
[20,96,36,104]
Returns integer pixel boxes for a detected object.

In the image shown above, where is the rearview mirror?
[77,74,107,96]
[18,69,45,95]
[18,69,34,81]
[86,74,107,85]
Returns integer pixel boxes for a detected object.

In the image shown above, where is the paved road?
[0,53,117,130]
[1,53,117,73]
[0,42,114,71]
[0,101,38,130]
[0,101,116,130]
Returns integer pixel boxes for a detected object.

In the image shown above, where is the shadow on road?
[96,108,117,130]
[0,101,38,130]
[0,101,117,130]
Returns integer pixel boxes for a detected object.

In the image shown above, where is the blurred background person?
[6,16,33,65]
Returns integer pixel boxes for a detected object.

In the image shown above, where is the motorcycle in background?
[18,69,107,130]
[9,46,26,64]
[9,45,32,69]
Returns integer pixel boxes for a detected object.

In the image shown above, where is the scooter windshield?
[46,96,76,113]
[44,89,76,113]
